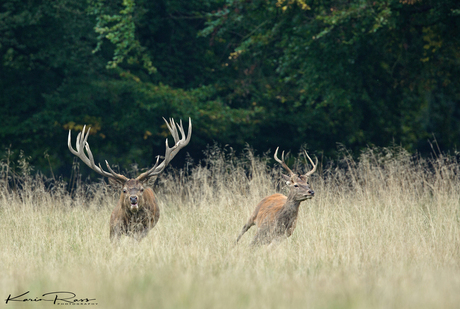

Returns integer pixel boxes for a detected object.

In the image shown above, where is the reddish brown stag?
[68,118,192,241]
[236,147,317,246]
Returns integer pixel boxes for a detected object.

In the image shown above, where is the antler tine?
[68,125,89,160]
[161,117,191,165]
[274,147,296,177]
[103,160,117,176]
[167,118,192,162]
[136,118,192,181]
[164,117,180,142]
[68,125,128,183]
[303,150,318,177]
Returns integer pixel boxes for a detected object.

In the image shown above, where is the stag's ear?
[108,177,125,188]
[140,175,158,187]
[298,175,308,182]
[282,174,291,185]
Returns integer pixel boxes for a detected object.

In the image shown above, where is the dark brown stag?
[68,118,192,241]
[236,147,317,246]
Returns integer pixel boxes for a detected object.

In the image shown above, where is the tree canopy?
[1,0,459,177]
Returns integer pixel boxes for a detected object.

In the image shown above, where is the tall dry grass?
[1,146,459,308]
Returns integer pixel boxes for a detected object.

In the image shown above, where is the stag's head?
[68,118,192,212]
[274,147,317,202]
[118,179,146,213]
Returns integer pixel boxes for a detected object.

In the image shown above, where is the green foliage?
[90,0,156,73]
[0,0,107,174]
[201,0,460,154]
[0,0,460,177]
[0,0,256,177]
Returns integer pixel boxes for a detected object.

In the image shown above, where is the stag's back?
[252,193,287,227]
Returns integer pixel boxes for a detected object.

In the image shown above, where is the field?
[1,147,460,308]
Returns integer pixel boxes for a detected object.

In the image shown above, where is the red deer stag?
[236,147,317,246]
[68,118,192,241]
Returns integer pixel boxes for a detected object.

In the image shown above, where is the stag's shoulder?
[143,187,157,204]
[252,193,287,223]
[141,187,159,215]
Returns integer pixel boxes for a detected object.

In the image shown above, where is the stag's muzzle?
[304,189,314,199]
[130,196,139,212]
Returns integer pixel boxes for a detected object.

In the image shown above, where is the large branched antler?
[136,117,192,182]
[67,126,128,183]
[68,118,192,184]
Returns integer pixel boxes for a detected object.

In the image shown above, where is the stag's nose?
[308,189,315,196]
[130,196,138,204]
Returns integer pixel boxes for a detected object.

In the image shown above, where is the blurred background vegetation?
[1,0,459,178]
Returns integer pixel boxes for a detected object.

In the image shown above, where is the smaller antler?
[303,151,318,177]
[274,147,296,177]
[68,126,129,183]
[136,118,192,182]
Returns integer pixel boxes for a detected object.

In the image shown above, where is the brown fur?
[236,175,315,246]
[109,179,160,241]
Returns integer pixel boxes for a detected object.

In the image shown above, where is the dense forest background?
[1,0,459,178]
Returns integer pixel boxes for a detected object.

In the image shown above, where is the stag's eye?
[140,188,144,192]
[123,188,127,194]
[294,184,299,188]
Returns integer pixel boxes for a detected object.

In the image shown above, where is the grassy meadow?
[1,147,460,308]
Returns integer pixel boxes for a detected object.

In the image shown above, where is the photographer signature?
[5,291,97,305]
